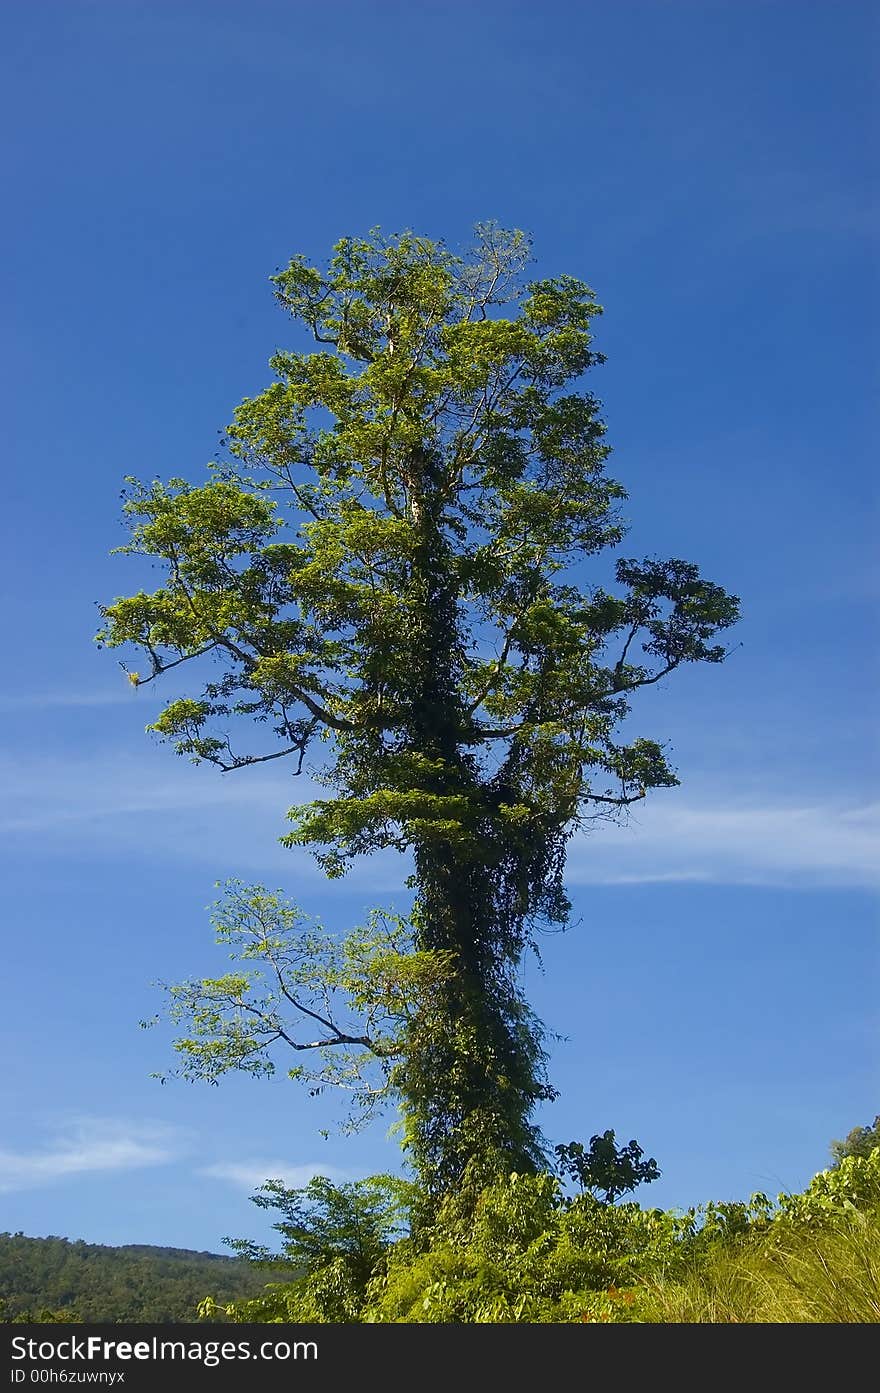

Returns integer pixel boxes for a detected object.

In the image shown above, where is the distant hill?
[0,1232,287,1323]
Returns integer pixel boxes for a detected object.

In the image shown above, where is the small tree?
[202,1173,412,1323]
[830,1115,880,1166]
[554,1132,660,1203]
[227,1173,412,1283]
[100,225,738,1200]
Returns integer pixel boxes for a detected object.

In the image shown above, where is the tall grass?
[640,1209,880,1323]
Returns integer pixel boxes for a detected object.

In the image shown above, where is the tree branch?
[131,641,220,686]
[611,659,677,694]
[212,743,308,773]
[231,994,383,1056]
[582,789,646,807]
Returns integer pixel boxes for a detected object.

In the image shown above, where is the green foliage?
[831,1113,880,1166]
[640,1151,880,1323]
[554,1131,660,1203]
[211,1149,880,1324]
[638,1215,880,1324]
[202,1173,414,1324]
[0,1297,82,1324]
[773,1147,880,1229]
[0,1233,280,1323]
[150,880,454,1131]
[9,1153,875,1323]
[208,1168,682,1324]
[101,224,739,1193]
[367,1172,682,1323]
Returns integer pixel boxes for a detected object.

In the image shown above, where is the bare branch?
[469,722,524,741]
[212,743,307,773]
[612,622,640,682]
[231,993,385,1056]
[582,789,646,807]
[132,641,220,686]
[611,660,677,694]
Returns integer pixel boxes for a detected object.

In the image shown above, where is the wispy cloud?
[0,749,398,883]
[0,750,297,831]
[568,799,880,889]
[0,747,876,890]
[199,1160,350,1191]
[0,689,137,712]
[0,1118,184,1193]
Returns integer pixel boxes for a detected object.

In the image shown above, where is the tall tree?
[100,226,738,1200]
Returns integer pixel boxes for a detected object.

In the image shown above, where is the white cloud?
[0,1118,183,1193]
[568,799,880,889]
[199,1160,350,1191]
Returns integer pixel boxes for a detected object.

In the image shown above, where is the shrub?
[205,1148,880,1323]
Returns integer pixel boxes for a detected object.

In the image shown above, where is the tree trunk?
[400,452,545,1199]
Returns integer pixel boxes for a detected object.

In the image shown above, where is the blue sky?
[1,0,876,1254]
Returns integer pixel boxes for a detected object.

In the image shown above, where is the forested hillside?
[0,1233,286,1323]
